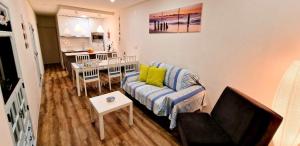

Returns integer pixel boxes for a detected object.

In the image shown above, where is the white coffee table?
[89,91,133,140]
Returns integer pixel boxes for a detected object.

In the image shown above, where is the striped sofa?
[121,62,206,129]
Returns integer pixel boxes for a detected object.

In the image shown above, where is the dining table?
[71,59,139,96]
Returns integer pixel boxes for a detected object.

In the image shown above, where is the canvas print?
[149,3,202,33]
[0,3,12,31]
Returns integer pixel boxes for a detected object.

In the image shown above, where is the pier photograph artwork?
[149,3,202,33]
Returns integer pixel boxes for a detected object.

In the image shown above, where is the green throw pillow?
[146,67,166,87]
[139,64,149,82]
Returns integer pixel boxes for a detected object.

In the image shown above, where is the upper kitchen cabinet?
[89,18,104,33]
[57,16,90,37]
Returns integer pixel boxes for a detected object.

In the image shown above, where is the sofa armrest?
[121,72,140,88]
[167,85,206,113]
[157,85,206,129]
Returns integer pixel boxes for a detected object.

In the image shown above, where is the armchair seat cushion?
[177,113,234,146]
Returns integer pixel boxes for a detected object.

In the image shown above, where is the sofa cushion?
[167,67,198,91]
[151,61,161,67]
[151,61,199,91]
[146,67,166,87]
[158,63,174,86]
[139,64,149,82]
[134,85,175,112]
[177,113,234,146]
[124,81,146,97]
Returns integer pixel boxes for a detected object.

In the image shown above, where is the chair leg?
[84,82,87,96]
[98,80,101,93]
[109,77,112,91]
[80,80,82,92]
[120,76,122,88]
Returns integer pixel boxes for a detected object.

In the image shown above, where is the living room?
[0,0,300,146]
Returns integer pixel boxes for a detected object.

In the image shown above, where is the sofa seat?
[178,113,234,146]
[124,81,175,115]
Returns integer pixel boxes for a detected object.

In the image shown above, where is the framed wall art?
[149,3,203,33]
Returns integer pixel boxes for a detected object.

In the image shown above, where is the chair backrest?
[211,87,283,146]
[108,57,121,76]
[124,56,137,74]
[76,55,90,63]
[112,52,118,58]
[82,67,99,80]
[96,53,108,61]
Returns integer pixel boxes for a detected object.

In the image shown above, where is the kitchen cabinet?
[89,18,104,33]
[57,16,90,37]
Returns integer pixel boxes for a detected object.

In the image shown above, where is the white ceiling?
[28,0,146,14]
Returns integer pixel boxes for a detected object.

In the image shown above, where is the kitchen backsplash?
[60,37,92,52]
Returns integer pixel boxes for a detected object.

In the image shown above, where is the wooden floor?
[37,64,180,146]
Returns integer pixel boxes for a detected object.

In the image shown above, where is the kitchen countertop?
[64,51,116,56]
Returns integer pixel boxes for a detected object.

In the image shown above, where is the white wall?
[120,0,300,112]
[0,0,44,145]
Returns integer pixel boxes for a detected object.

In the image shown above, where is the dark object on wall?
[0,37,19,104]
[91,32,104,42]
[177,86,283,146]
[0,3,12,31]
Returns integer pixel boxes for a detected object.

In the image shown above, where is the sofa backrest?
[151,61,200,91]
[211,87,282,146]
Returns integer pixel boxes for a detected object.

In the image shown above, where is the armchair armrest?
[121,72,140,88]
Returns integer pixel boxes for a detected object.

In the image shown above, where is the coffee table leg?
[129,103,133,126]
[99,114,104,140]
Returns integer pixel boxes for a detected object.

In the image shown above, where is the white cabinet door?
[58,16,90,37]
[5,80,35,146]
[57,16,72,37]
[89,18,103,33]
[73,17,90,37]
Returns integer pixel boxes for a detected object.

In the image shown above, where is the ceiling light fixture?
[110,0,115,2]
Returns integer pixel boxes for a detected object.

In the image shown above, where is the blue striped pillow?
[149,61,199,91]
[158,63,174,86]
[167,68,198,91]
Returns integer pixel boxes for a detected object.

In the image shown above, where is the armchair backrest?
[211,87,283,146]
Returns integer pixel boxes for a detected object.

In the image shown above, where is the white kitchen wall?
[120,0,300,112]
[57,16,120,53]
[0,0,44,145]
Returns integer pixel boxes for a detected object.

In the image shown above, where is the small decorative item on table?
[106,96,115,102]
[88,48,94,53]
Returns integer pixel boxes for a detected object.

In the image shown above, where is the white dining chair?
[96,54,108,61]
[107,57,122,91]
[124,56,137,75]
[80,67,101,96]
[73,54,90,85]
[76,54,90,63]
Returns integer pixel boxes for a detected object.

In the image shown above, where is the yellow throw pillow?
[139,64,149,82]
[146,67,166,87]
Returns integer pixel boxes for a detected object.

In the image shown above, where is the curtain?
[272,61,300,146]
